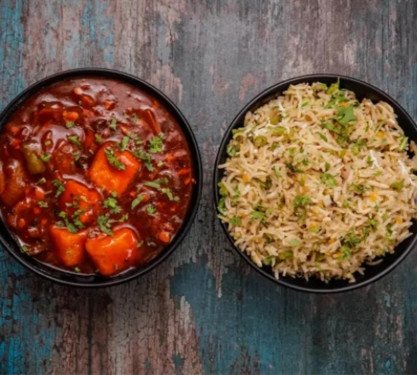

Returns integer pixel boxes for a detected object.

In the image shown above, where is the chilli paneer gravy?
[0,77,195,276]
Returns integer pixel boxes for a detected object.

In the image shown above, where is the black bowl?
[214,73,417,293]
[0,68,202,287]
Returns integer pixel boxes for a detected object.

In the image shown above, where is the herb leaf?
[97,214,113,236]
[119,136,129,151]
[148,136,164,154]
[336,105,356,126]
[320,173,337,187]
[133,148,153,171]
[131,194,145,209]
[103,196,121,214]
[105,147,126,170]
[146,204,157,217]
[109,118,117,131]
[52,179,65,198]
[67,135,82,148]
[229,217,241,226]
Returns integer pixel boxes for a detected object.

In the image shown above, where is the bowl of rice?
[214,74,417,293]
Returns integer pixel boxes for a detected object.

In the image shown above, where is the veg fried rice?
[218,81,417,282]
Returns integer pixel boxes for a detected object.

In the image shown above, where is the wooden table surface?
[1,1,417,374]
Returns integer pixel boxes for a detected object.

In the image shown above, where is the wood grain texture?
[1,0,417,374]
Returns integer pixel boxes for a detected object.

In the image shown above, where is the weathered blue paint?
[0,1,53,373]
[81,0,115,67]
[170,253,415,375]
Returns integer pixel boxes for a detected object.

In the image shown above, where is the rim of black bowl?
[214,73,417,293]
[0,67,203,287]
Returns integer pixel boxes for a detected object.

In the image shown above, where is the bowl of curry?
[0,68,202,286]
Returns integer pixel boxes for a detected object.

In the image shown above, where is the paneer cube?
[85,227,141,276]
[50,226,88,267]
[88,143,141,195]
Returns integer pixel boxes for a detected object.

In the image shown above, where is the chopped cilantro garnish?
[336,105,356,126]
[131,194,145,209]
[143,178,169,190]
[294,195,312,208]
[37,201,48,208]
[133,148,153,171]
[351,139,366,155]
[52,179,65,198]
[72,209,86,229]
[146,204,157,217]
[104,147,126,170]
[119,136,129,151]
[286,162,303,173]
[351,184,368,195]
[161,188,179,202]
[322,121,342,135]
[343,231,362,248]
[58,211,78,233]
[338,245,351,260]
[217,197,226,213]
[65,121,75,129]
[103,196,121,214]
[74,266,81,272]
[229,217,241,226]
[368,218,378,230]
[250,210,265,222]
[326,78,340,95]
[320,173,337,187]
[289,238,300,247]
[143,181,162,189]
[119,213,129,222]
[293,195,312,218]
[67,135,82,148]
[317,132,328,142]
[95,134,103,144]
[37,177,46,185]
[97,214,113,236]
[148,135,164,154]
[109,117,117,131]
[218,182,228,196]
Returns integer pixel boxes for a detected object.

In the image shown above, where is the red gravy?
[0,77,195,276]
